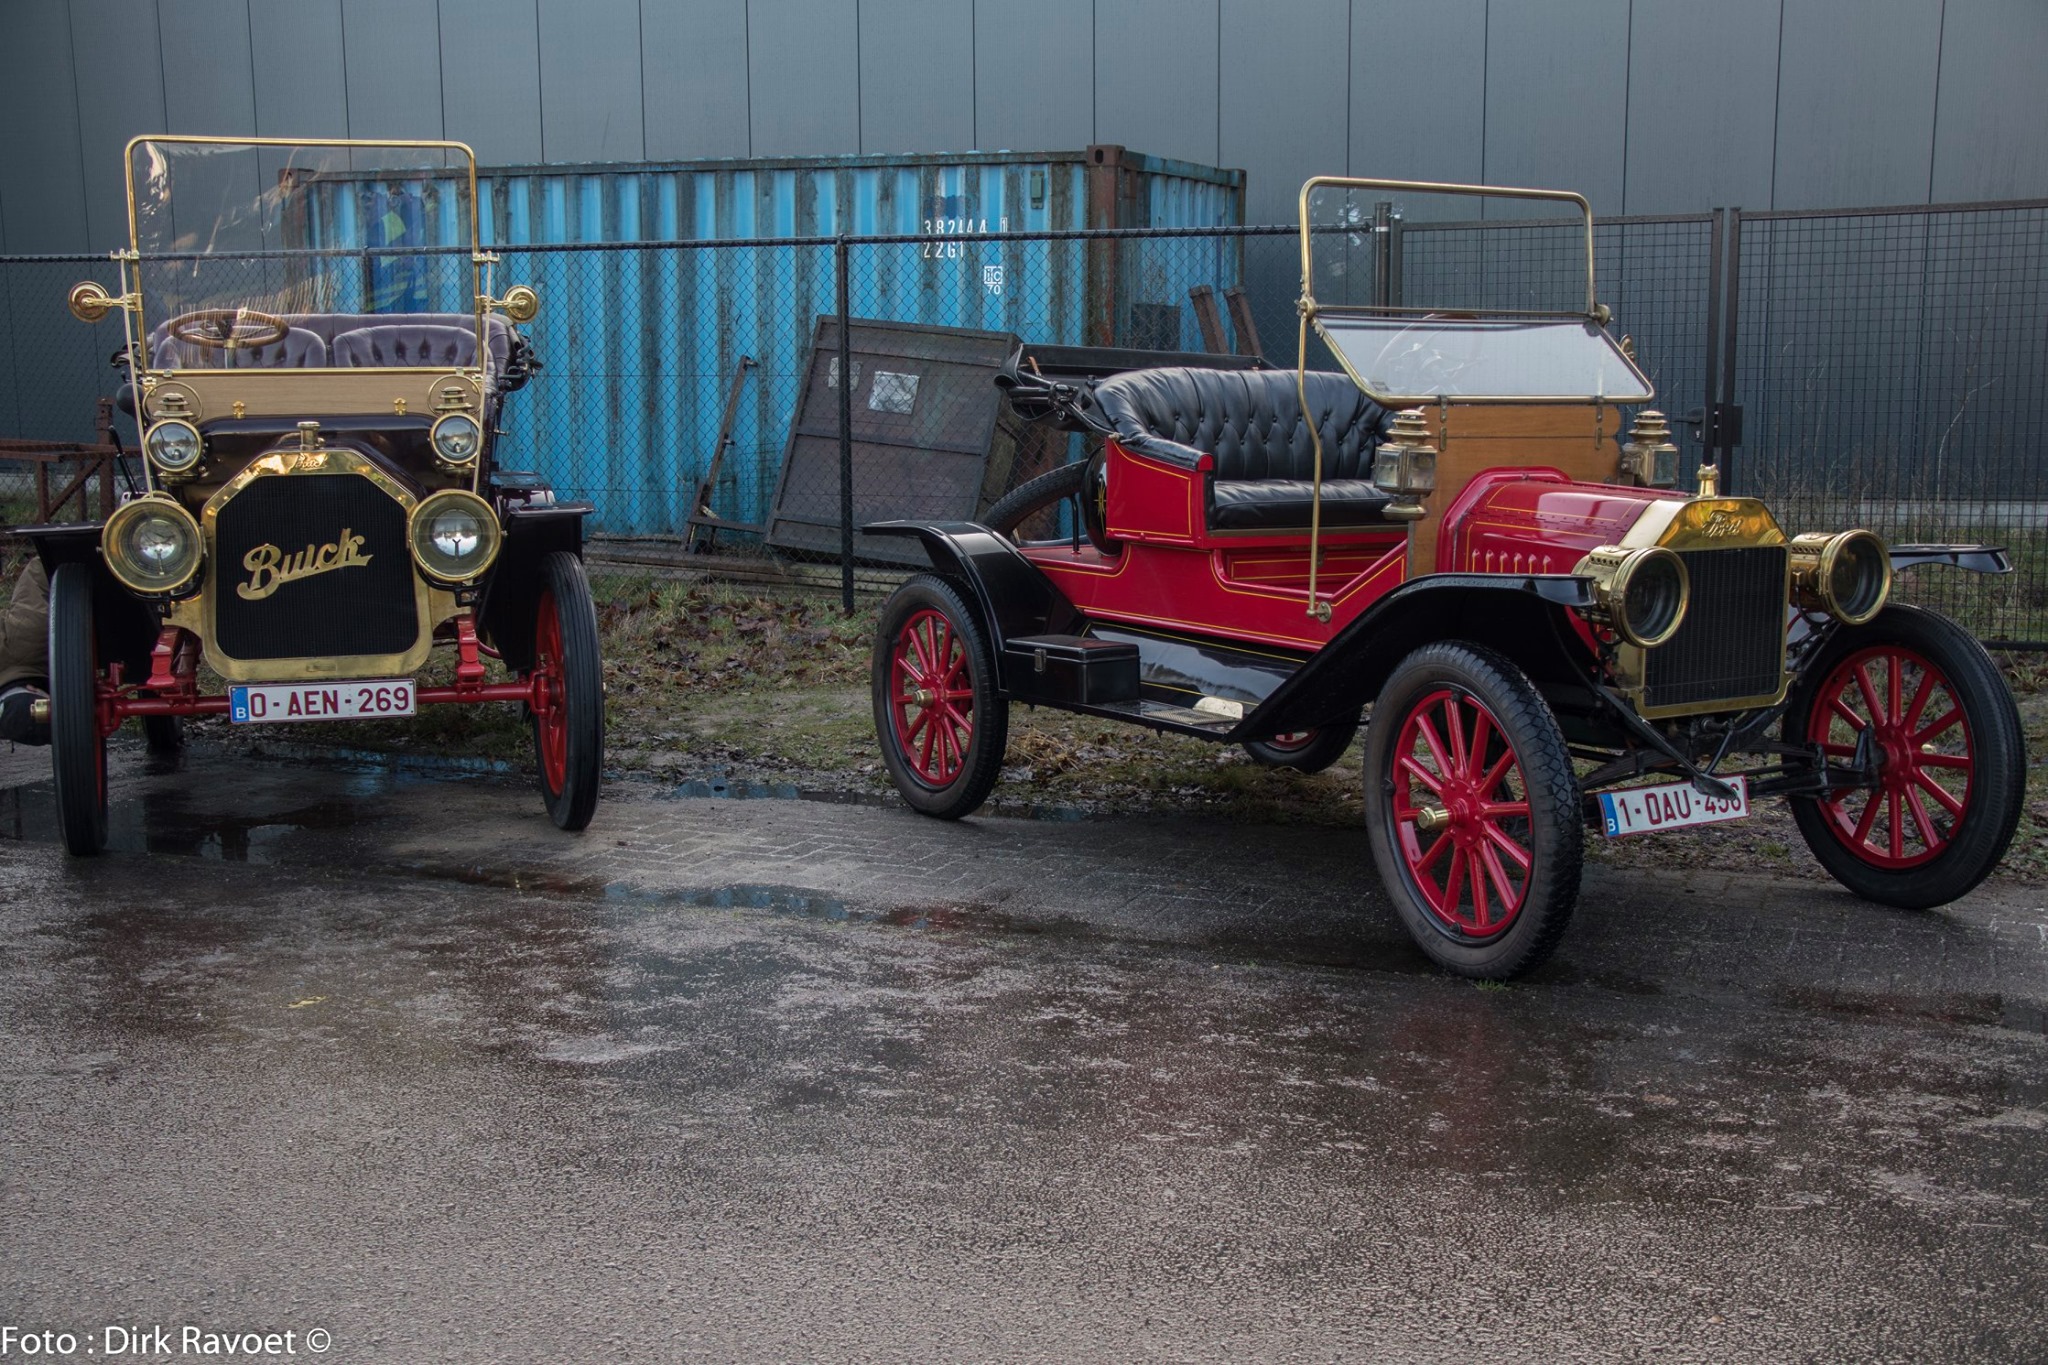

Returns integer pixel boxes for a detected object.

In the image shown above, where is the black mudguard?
[477,503,592,673]
[1230,574,1601,742]
[864,521,1082,690]
[1889,544,2011,574]
[16,522,158,684]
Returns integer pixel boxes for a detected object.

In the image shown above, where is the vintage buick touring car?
[867,176,2024,979]
[32,137,601,853]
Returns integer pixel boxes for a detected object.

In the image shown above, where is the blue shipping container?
[455,147,1246,535]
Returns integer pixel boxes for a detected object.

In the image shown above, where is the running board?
[1026,696,1241,740]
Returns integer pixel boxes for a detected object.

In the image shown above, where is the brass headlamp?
[1789,529,1891,625]
[102,494,203,596]
[1575,544,1690,649]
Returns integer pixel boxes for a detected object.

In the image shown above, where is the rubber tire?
[1786,604,2024,908]
[983,461,1085,540]
[143,714,184,753]
[47,563,108,855]
[529,551,604,832]
[1244,714,1361,773]
[1362,642,1583,980]
[872,574,1009,820]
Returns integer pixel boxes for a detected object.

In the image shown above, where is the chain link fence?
[1,204,2043,641]
[1729,200,2048,643]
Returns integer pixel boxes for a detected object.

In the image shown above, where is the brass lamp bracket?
[68,281,139,324]
[477,283,540,323]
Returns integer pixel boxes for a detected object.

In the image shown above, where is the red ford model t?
[865,176,2024,979]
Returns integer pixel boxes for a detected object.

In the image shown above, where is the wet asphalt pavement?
[1,743,2046,1363]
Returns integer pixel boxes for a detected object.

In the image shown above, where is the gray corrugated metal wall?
[4,0,2046,252]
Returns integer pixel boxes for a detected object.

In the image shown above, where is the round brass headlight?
[102,495,202,595]
[430,412,483,468]
[1791,529,1891,626]
[1577,544,1690,649]
[408,489,501,585]
[143,418,203,475]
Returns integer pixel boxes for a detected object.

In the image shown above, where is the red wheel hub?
[889,608,975,788]
[1389,688,1533,938]
[532,588,567,791]
[1807,644,1973,868]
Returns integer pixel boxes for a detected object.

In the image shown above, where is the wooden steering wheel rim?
[166,308,291,351]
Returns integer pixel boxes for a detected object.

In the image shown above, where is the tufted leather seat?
[332,323,479,369]
[1091,368,1397,530]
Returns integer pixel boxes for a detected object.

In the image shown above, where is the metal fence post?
[1719,208,1742,493]
[835,234,854,614]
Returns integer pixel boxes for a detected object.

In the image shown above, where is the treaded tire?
[1244,714,1361,773]
[983,461,1086,540]
[1362,642,1582,980]
[529,551,604,831]
[873,574,1009,819]
[1785,605,2023,908]
[47,562,108,855]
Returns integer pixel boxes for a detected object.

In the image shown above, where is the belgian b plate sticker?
[229,679,416,724]
[1598,776,1749,838]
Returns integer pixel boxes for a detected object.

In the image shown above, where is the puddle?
[1773,985,2045,1033]
[0,781,378,865]
[665,773,1093,822]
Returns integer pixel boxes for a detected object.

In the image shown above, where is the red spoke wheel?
[872,575,1008,819]
[1364,642,1582,980]
[1788,605,2022,908]
[526,551,604,831]
[47,562,109,855]
[1244,713,1361,773]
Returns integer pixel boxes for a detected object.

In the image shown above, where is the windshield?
[1295,176,1651,402]
[127,138,479,372]
[1318,317,1651,403]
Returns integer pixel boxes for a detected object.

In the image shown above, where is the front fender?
[864,521,1081,689]
[1233,574,1598,741]
[1889,544,2011,574]
[477,503,591,673]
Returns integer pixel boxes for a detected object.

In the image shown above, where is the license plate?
[1598,776,1749,838]
[228,678,416,725]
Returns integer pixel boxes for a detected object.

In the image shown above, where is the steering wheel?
[166,308,290,351]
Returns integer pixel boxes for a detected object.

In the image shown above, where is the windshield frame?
[122,135,483,379]
[1295,175,1652,405]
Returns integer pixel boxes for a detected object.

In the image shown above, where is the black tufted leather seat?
[1091,368,1397,530]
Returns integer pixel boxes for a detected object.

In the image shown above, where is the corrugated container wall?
[454,147,1245,535]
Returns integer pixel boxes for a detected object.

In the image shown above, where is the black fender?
[864,521,1082,689]
[477,502,592,673]
[1231,574,1600,742]
[17,522,159,684]
[1889,544,2010,574]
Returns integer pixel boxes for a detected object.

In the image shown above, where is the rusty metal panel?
[765,317,1020,564]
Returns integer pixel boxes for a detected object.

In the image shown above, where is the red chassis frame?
[87,613,564,735]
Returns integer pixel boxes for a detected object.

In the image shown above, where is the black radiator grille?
[1641,546,1788,711]
[212,473,420,662]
